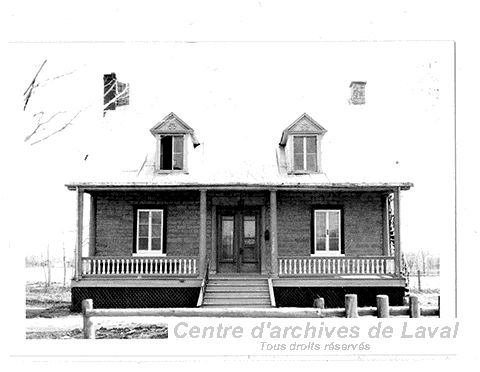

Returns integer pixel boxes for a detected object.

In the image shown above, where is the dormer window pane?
[173,136,184,170]
[160,135,184,170]
[293,136,317,172]
[306,136,317,171]
[293,137,304,170]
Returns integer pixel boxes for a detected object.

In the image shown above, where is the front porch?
[76,254,403,288]
[69,185,409,309]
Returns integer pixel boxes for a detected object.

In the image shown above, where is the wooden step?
[205,292,270,299]
[203,298,272,306]
[202,304,271,309]
[208,281,268,287]
[206,287,268,293]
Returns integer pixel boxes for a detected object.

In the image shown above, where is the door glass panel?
[221,216,234,260]
[315,211,327,251]
[243,216,256,246]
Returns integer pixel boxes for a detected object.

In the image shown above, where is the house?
[66,111,412,311]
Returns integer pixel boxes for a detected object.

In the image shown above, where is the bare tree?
[22,60,129,146]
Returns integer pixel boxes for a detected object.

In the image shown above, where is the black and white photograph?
[2,0,478,369]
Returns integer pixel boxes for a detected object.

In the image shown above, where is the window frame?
[291,135,319,173]
[133,207,167,256]
[156,134,187,173]
[311,207,344,256]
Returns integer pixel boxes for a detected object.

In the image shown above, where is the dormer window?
[279,113,327,174]
[150,113,200,173]
[160,135,185,170]
[293,135,317,172]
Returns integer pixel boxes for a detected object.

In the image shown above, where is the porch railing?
[278,256,395,276]
[81,256,198,276]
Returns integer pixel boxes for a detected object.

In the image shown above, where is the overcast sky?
[5,41,454,259]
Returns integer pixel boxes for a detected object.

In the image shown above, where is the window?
[313,209,341,255]
[293,136,317,172]
[160,135,184,170]
[135,209,164,255]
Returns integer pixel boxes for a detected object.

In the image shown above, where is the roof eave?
[66,182,413,192]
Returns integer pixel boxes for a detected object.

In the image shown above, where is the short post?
[438,295,441,317]
[345,294,358,318]
[82,299,95,339]
[376,295,389,318]
[409,295,420,318]
[313,297,325,309]
[417,270,422,292]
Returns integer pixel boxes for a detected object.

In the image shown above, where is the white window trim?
[290,134,320,173]
[312,209,343,256]
[156,134,187,172]
[134,209,166,256]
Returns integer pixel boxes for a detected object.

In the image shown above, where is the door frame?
[216,207,261,273]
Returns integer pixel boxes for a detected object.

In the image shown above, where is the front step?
[202,276,273,308]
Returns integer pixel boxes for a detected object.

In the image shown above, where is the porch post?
[199,189,207,276]
[270,190,278,276]
[260,205,267,275]
[75,188,84,281]
[394,187,401,276]
[210,205,217,274]
[383,193,390,256]
[89,194,96,257]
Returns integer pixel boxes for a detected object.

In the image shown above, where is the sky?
[4,41,455,261]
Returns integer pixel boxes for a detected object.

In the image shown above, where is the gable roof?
[279,113,327,145]
[150,112,200,146]
[65,111,412,192]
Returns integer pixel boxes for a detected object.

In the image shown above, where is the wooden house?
[66,112,412,311]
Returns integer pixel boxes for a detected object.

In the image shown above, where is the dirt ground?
[26,280,440,339]
[25,282,168,339]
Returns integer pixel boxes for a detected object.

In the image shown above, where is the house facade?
[67,112,412,311]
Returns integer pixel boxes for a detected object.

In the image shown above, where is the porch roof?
[66,181,412,192]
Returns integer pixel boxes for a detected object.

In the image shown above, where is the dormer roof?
[150,112,200,146]
[279,113,327,146]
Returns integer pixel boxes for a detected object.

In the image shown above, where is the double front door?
[217,208,260,273]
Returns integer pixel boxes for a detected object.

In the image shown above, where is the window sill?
[155,170,189,174]
[310,252,344,257]
[289,170,320,175]
[133,252,166,257]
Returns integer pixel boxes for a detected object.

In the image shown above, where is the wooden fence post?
[376,295,389,318]
[345,294,358,318]
[313,297,325,309]
[82,299,95,339]
[417,270,422,292]
[409,295,420,318]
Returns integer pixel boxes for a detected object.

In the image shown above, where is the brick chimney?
[103,73,117,111]
[349,81,366,105]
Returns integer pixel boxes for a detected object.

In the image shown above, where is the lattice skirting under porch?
[273,287,407,308]
[71,287,200,312]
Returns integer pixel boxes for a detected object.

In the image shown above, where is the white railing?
[278,256,395,276]
[82,256,198,276]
